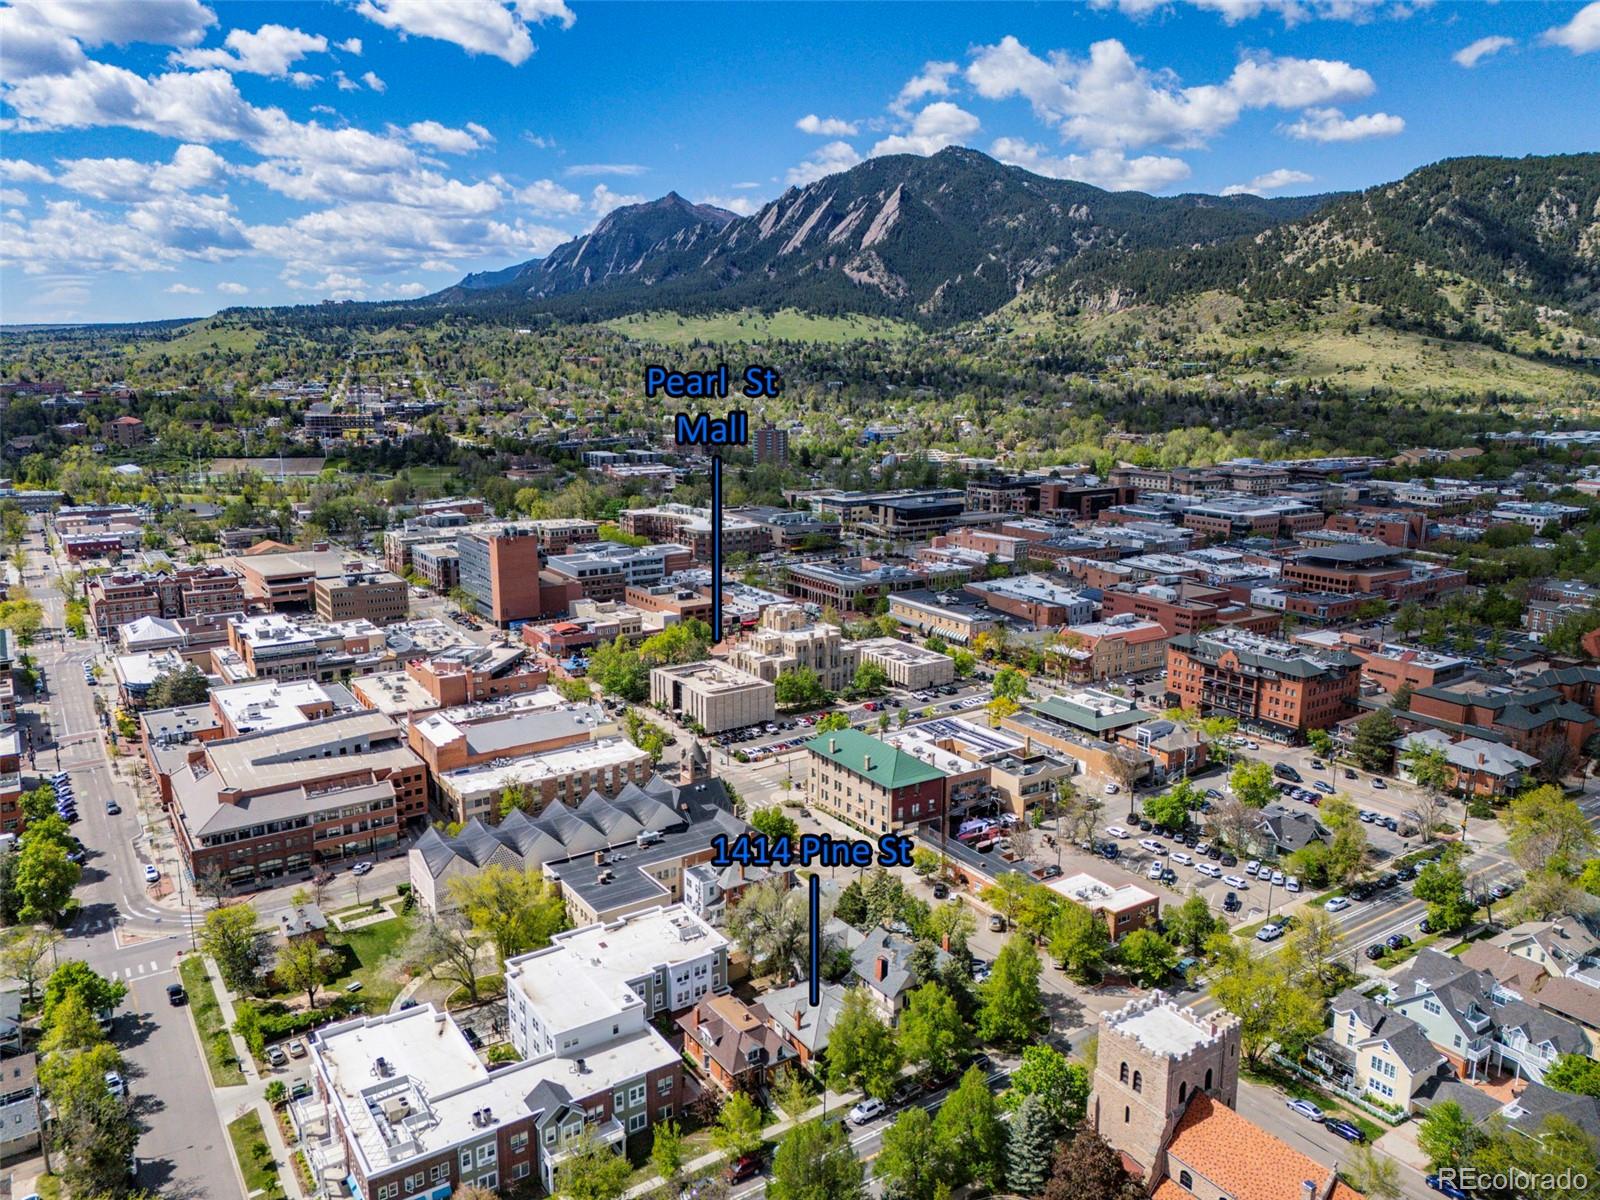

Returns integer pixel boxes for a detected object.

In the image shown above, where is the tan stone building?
[313,565,409,625]
[852,637,955,689]
[649,660,775,734]
[727,604,857,693]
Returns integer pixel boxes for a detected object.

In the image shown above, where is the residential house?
[677,993,796,1097]
[851,927,948,1019]
[1311,989,1447,1111]
[758,980,847,1070]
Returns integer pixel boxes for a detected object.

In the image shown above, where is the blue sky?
[2,0,1597,324]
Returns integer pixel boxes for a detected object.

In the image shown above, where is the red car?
[725,1153,764,1183]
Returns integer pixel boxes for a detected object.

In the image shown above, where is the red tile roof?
[1162,1094,1365,1200]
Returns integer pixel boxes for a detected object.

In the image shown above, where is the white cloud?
[0,159,55,184]
[1090,0,1422,25]
[0,6,88,78]
[53,144,228,201]
[991,137,1191,192]
[785,140,862,186]
[382,280,428,297]
[353,0,574,66]
[172,24,327,77]
[796,114,858,136]
[0,188,27,205]
[1542,2,1600,53]
[523,132,556,148]
[565,163,647,177]
[731,181,759,189]
[1453,35,1514,67]
[165,281,201,293]
[698,193,762,217]
[1283,106,1404,141]
[332,70,360,91]
[891,60,959,116]
[250,203,572,276]
[1220,167,1314,195]
[216,281,248,294]
[515,178,583,215]
[361,70,386,92]
[870,102,979,157]
[4,0,216,49]
[2,194,248,277]
[337,37,363,54]
[589,184,642,216]
[967,35,1375,150]
[406,120,489,152]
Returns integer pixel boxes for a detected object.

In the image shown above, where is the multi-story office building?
[544,543,693,604]
[313,564,409,626]
[434,736,654,826]
[85,566,246,638]
[852,637,955,689]
[804,728,946,833]
[1056,615,1168,682]
[1100,581,1281,639]
[649,661,774,734]
[1165,629,1361,738]
[727,605,857,692]
[455,525,573,626]
[965,575,1095,628]
[752,425,790,465]
[784,558,968,612]
[618,504,769,562]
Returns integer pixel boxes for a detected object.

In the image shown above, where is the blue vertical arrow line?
[808,871,821,1007]
[711,453,723,639]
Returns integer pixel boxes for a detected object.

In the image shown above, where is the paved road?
[21,525,242,1200]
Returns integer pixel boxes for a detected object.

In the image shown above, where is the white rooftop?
[1048,872,1156,914]
[212,679,332,732]
[438,736,646,802]
[1106,996,1219,1056]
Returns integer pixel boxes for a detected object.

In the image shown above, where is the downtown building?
[85,565,246,638]
[1165,629,1361,740]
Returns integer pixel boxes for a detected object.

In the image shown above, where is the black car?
[1382,817,1400,832]
[1100,844,1120,861]
[1223,892,1241,912]
[1219,853,1238,867]
[1138,820,1153,832]
[1182,833,1198,848]
[1349,882,1376,901]
[1419,917,1433,934]
[1378,873,1400,889]
[931,882,949,899]
[1205,846,1222,860]
[1396,865,1417,882]
[462,1027,483,1050]
[1386,933,1411,951]
[1325,1119,1366,1143]
[1344,768,1357,780]
[1365,944,1386,960]
[166,983,187,1006]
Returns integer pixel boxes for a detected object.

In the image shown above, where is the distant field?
[401,465,460,493]
[606,308,917,345]
[127,320,263,357]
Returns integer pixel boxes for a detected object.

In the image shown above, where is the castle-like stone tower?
[1091,991,1242,1179]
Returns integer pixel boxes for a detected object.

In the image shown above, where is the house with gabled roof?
[1310,988,1447,1111]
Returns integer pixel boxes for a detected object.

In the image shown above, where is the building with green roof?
[804,727,947,834]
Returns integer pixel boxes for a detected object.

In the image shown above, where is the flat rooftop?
[1106,997,1219,1056]
[439,737,645,800]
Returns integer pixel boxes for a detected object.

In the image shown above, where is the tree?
[1042,1125,1145,1200]
[1165,894,1224,956]
[1415,855,1477,934]
[875,1105,946,1200]
[1320,796,1369,886]
[45,1051,140,1199]
[979,934,1044,1047]
[992,666,1029,701]
[751,806,799,843]
[42,961,126,1028]
[986,695,1020,727]
[932,1065,1007,1192]
[0,926,61,1004]
[911,846,940,878]
[1116,929,1177,988]
[926,900,975,958]
[1208,937,1322,1064]
[1230,760,1278,809]
[850,660,889,697]
[1544,1053,1600,1098]
[897,982,969,1081]
[951,649,975,678]
[554,676,592,704]
[1471,1114,1597,1200]
[649,1118,685,1188]
[20,785,57,825]
[776,666,830,710]
[146,664,210,709]
[1307,728,1336,761]
[727,876,810,983]
[15,834,79,924]
[200,903,268,995]
[1003,1045,1089,1128]
[1281,909,1348,998]
[814,711,849,733]
[772,1065,816,1123]
[1351,709,1401,772]
[40,991,104,1057]
[1007,1093,1056,1197]
[827,988,901,1099]
[557,1124,632,1200]
[769,1117,864,1200]
[1503,785,1597,877]
[1056,782,1103,847]
[1048,899,1111,983]
[980,871,1033,926]
[588,636,649,701]
[277,937,333,1009]
[1344,1144,1403,1200]
[1143,779,1203,830]
[446,864,568,964]
[712,1091,765,1160]
[834,878,868,928]
[406,911,481,1003]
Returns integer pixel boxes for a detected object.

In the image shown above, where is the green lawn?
[322,914,415,1012]
[400,465,460,493]
[179,955,246,1087]
[606,307,917,345]
[226,1110,288,1200]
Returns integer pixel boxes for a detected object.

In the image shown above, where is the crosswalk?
[113,960,170,981]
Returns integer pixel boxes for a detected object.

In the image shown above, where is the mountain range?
[424,147,1600,346]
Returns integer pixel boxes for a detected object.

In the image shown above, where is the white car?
[1147,861,1165,881]
[143,865,160,884]
[1105,825,1130,839]
[1270,870,1286,886]
[849,1097,886,1125]
[1195,862,1222,879]
[1222,874,1248,889]
[104,1071,126,1098]
[351,861,373,876]
[1103,783,1121,795]
[1285,875,1302,893]
[1245,860,1261,876]
[1139,838,1165,855]
[1255,924,1284,942]
[1326,897,1351,913]
[1286,1099,1326,1123]
[1170,851,1194,867]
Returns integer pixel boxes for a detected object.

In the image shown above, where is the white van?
[1195,862,1223,879]
[1105,825,1130,840]
[1170,851,1194,867]
[1139,838,1166,855]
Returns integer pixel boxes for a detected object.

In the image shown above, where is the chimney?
[876,955,889,982]
[941,933,950,953]
[1302,1182,1317,1200]
[864,755,874,771]
[829,737,837,753]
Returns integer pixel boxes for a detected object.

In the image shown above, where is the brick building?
[85,566,246,638]
[804,728,946,834]
[1165,629,1361,739]
[1100,581,1279,639]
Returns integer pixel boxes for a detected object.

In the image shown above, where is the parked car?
[1222,874,1248,889]
[1387,934,1411,951]
[988,914,1006,932]
[931,882,949,899]
[1223,892,1241,913]
[1366,944,1387,960]
[1147,861,1165,881]
[143,865,159,884]
[1219,853,1237,867]
[104,1071,127,1099]
[1314,781,1335,794]
[1490,883,1512,900]
[165,983,187,1006]
[1326,897,1351,913]
[1372,778,1386,789]
[1326,1119,1366,1143]
[1396,865,1417,882]
[351,861,373,876]
[849,1098,885,1125]
[1255,924,1284,943]
[267,1045,288,1067]
[289,1079,312,1101]
[1344,768,1358,780]
[288,1040,307,1058]
[1426,1175,1468,1200]
[1284,875,1302,893]
[1285,1099,1325,1122]
[1245,860,1261,876]
[1270,870,1285,886]
[726,1153,765,1183]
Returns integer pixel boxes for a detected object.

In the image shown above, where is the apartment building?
[727,604,857,692]
[1180,496,1324,541]
[752,425,790,465]
[544,543,693,604]
[805,728,946,833]
[410,542,459,590]
[313,564,409,626]
[85,565,246,637]
[649,661,774,734]
[1281,543,1469,602]
[301,1001,679,1200]
[1165,629,1361,738]
[408,690,610,777]
[163,710,427,888]
[1100,581,1280,639]
[852,637,955,689]
[619,504,769,561]
[784,558,968,612]
[434,737,653,826]
[385,517,597,576]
